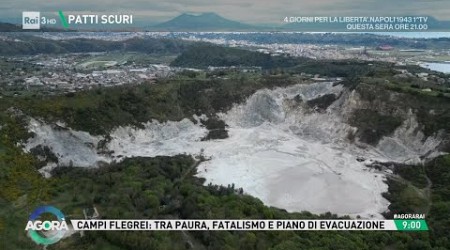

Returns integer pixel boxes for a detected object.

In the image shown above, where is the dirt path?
[423,172,433,215]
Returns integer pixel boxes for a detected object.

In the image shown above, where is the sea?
[420,62,450,74]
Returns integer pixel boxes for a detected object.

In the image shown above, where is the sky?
[1,0,449,24]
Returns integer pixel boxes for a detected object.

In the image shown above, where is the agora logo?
[25,205,68,245]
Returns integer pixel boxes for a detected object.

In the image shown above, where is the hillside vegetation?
[0,36,190,55]
[5,73,298,135]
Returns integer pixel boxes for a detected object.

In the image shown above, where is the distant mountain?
[152,13,256,31]
[0,36,191,55]
[0,22,71,32]
[425,16,450,31]
[0,22,22,31]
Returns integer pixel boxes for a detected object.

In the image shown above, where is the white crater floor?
[195,125,388,218]
[106,82,389,218]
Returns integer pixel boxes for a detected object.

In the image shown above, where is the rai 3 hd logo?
[22,11,57,29]
[25,206,69,245]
